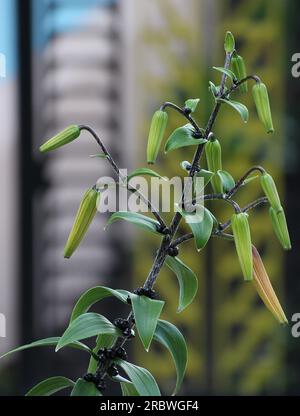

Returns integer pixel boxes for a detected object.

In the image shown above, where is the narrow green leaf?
[71,286,130,322]
[194,169,214,193]
[115,359,161,396]
[127,168,167,183]
[164,124,207,153]
[181,207,213,251]
[209,81,218,97]
[56,313,119,352]
[216,170,235,192]
[165,256,198,312]
[71,378,102,396]
[121,382,140,396]
[154,320,188,395]
[130,294,164,351]
[212,66,237,81]
[243,174,259,185]
[107,212,160,235]
[0,337,92,360]
[217,98,249,123]
[26,376,74,396]
[89,153,107,159]
[184,98,200,113]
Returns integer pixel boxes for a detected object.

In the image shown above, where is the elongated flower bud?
[39,125,81,153]
[224,31,235,54]
[260,173,281,211]
[64,187,98,258]
[147,110,168,164]
[252,245,288,324]
[231,213,253,281]
[269,207,291,250]
[205,138,223,193]
[231,52,247,93]
[252,82,274,133]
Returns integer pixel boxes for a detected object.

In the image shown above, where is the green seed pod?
[64,187,99,258]
[269,207,291,250]
[260,173,281,211]
[147,110,168,164]
[205,139,223,193]
[231,52,248,93]
[39,125,81,153]
[231,212,253,281]
[224,31,235,54]
[252,82,274,133]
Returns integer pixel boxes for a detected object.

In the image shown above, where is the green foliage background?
[131,0,287,395]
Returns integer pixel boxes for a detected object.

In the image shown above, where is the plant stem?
[170,196,268,248]
[144,52,234,289]
[95,52,236,382]
[226,166,265,199]
[79,125,166,229]
[219,196,268,230]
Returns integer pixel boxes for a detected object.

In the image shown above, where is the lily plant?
[0,31,290,396]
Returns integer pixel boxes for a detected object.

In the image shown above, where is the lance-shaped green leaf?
[39,125,80,153]
[127,168,167,183]
[64,186,98,258]
[121,382,140,396]
[217,98,249,123]
[216,170,235,193]
[153,320,187,395]
[231,52,248,93]
[147,110,168,164]
[209,81,218,98]
[194,169,214,193]
[243,174,259,185]
[212,66,237,82]
[70,286,130,322]
[231,212,253,281]
[107,212,161,235]
[269,207,291,250]
[252,82,274,133]
[0,337,92,360]
[26,377,75,396]
[224,31,235,53]
[89,153,107,159]
[260,173,281,211]
[165,256,198,313]
[184,98,200,113]
[130,294,164,351]
[164,124,207,153]
[56,313,119,352]
[71,378,102,396]
[115,359,161,396]
[181,207,213,251]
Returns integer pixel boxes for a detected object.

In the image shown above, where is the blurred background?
[0,0,300,396]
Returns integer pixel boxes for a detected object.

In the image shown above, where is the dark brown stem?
[160,102,202,133]
[219,197,268,231]
[171,197,268,248]
[79,125,166,229]
[226,166,265,199]
[95,52,234,381]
